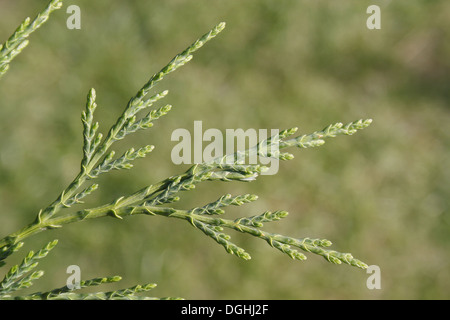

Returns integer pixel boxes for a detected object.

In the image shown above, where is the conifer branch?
[0,0,63,78]
[0,1,373,300]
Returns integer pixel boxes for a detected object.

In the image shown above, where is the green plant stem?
[3,203,363,267]
[0,192,367,268]
[0,119,372,252]
[0,173,182,249]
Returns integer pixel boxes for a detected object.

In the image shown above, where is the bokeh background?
[0,0,448,299]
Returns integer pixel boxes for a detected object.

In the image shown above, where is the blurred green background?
[0,0,448,299]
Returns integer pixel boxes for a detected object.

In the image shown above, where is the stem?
[0,119,372,253]
[0,171,190,250]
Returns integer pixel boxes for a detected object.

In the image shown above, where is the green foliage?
[0,0,63,78]
[0,240,57,297]
[0,240,177,300]
[0,1,374,299]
